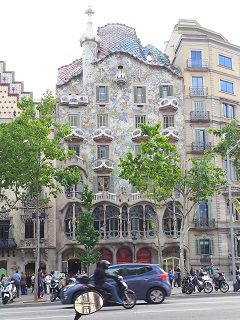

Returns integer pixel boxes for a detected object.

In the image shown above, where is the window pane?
[68,114,80,127]
[98,86,108,102]
[228,105,234,118]
[68,145,80,156]
[97,114,108,127]
[0,220,10,239]
[97,176,110,191]
[199,239,210,255]
[163,115,174,128]
[135,115,146,128]
[192,77,203,87]
[191,51,202,67]
[222,103,227,117]
[135,87,146,103]
[219,55,232,69]
[97,145,109,159]
[220,80,233,94]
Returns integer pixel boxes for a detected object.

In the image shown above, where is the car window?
[126,266,152,276]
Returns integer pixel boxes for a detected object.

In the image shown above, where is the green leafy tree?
[0,91,81,301]
[75,186,100,274]
[120,124,225,273]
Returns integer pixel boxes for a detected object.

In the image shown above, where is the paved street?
[1,294,240,320]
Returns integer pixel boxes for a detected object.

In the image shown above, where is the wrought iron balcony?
[159,97,179,112]
[189,87,208,96]
[0,238,17,249]
[190,111,210,122]
[187,59,209,69]
[194,218,215,229]
[93,159,114,173]
[192,142,212,153]
[93,127,113,143]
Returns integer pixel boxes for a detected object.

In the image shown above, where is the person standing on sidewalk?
[11,270,21,298]
[45,273,52,295]
[38,269,44,300]
[20,272,27,295]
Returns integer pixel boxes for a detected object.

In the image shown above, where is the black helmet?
[99,260,111,270]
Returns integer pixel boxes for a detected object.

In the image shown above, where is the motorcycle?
[76,275,136,309]
[1,280,17,304]
[213,272,229,293]
[50,279,62,302]
[191,274,213,293]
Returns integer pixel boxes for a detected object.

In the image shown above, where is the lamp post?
[226,139,240,292]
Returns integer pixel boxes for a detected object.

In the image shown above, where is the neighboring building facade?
[165,20,240,274]
[0,63,57,281]
[55,8,184,274]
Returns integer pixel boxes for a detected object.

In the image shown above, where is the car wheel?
[146,287,165,304]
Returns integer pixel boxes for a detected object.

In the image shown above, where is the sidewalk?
[0,292,58,308]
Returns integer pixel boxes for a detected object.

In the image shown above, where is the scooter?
[76,275,136,309]
[1,280,17,304]
[50,279,62,302]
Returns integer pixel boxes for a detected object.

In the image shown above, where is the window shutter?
[195,129,200,143]
[210,239,214,255]
[134,87,137,102]
[93,176,98,193]
[109,176,114,193]
[196,239,200,255]
[142,87,146,103]
[159,86,163,98]
[208,199,212,220]
[96,86,100,102]
[105,86,109,102]
[168,85,173,96]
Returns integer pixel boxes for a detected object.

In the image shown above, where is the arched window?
[145,205,157,238]
[163,202,182,238]
[129,205,144,239]
[93,206,104,239]
[106,206,120,238]
[64,203,82,239]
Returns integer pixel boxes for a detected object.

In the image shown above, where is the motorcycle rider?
[93,260,123,305]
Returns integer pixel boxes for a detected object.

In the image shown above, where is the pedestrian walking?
[11,270,21,297]
[45,273,52,295]
[168,269,174,287]
[31,273,35,293]
[174,265,181,287]
[20,272,27,295]
[38,269,44,300]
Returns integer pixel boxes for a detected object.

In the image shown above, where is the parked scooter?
[213,272,229,292]
[1,280,17,304]
[50,279,62,302]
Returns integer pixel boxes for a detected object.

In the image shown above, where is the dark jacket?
[93,268,118,286]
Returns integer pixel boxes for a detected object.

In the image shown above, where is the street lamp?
[226,139,240,292]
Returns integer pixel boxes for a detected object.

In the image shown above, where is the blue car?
[61,263,171,305]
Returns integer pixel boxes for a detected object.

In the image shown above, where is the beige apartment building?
[1,16,240,279]
[165,20,240,273]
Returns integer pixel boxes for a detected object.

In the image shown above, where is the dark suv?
[61,263,171,304]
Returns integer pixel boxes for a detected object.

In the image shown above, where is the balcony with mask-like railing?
[93,159,114,174]
[190,111,210,122]
[131,128,148,143]
[187,59,209,70]
[194,218,216,229]
[93,127,113,143]
[64,129,84,143]
[159,97,179,112]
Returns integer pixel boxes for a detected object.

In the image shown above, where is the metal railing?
[187,59,209,69]
[0,238,17,249]
[189,87,208,96]
[194,218,215,229]
[190,111,210,121]
[192,142,212,152]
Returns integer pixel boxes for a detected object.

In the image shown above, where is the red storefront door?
[116,247,132,264]
[99,248,113,263]
[136,248,151,263]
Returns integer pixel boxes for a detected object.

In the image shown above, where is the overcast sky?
[1,0,240,99]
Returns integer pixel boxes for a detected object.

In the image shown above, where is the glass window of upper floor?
[218,54,232,69]
[159,85,173,98]
[222,102,235,119]
[97,145,109,159]
[163,115,174,128]
[190,51,202,67]
[220,80,234,94]
[134,86,146,104]
[68,144,80,157]
[196,239,213,256]
[135,115,146,128]
[68,114,80,127]
[97,114,108,127]
[96,86,109,103]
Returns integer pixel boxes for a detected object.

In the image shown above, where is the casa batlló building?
[1,11,240,278]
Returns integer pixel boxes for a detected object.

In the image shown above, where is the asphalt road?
[1,294,240,320]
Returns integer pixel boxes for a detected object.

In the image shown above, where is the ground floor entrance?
[68,258,81,275]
